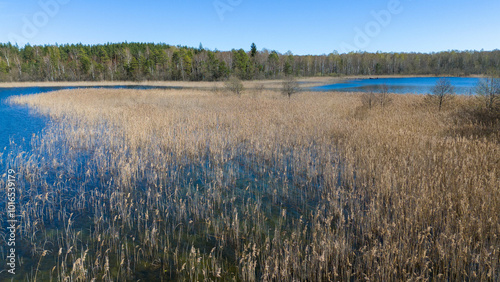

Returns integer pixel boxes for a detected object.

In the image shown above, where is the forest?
[0,42,499,82]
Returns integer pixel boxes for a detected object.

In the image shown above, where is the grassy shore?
[1,75,486,90]
[0,77,338,89]
[3,88,499,281]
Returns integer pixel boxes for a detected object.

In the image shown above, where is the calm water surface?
[0,85,172,162]
[0,79,483,155]
[0,87,56,152]
[313,77,481,95]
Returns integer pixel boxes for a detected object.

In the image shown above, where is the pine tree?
[250,43,257,58]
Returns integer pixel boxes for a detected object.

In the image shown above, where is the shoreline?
[0,75,487,89]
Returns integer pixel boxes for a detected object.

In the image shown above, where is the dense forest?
[0,42,499,82]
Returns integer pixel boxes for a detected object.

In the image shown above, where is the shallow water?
[0,84,182,280]
[0,86,330,280]
[312,77,481,95]
[0,85,176,152]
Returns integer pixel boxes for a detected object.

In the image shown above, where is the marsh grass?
[0,76,334,90]
[2,88,499,281]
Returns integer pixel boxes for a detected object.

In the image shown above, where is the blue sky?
[0,0,499,55]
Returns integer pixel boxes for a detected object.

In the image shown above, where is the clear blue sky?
[0,0,499,55]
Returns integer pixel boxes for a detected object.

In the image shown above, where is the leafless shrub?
[281,76,300,98]
[224,76,244,96]
[427,78,455,111]
[378,83,392,107]
[361,91,378,109]
[475,77,500,113]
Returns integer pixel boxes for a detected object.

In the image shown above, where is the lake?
[0,82,496,281]
[312,77,482,95]
[0,79,484,155]
[0,85,174,161]
[0,87,56,153]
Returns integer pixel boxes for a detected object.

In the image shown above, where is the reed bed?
[0,76,334,90]
[2,88,499,281]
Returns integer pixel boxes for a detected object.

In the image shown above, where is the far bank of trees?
[0,42,499,82]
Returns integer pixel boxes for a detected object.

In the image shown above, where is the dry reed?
[2,87,498,281]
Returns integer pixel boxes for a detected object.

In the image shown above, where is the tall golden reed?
[6,88,499,281]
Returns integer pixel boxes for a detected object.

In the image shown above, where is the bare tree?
[282,76,300,99]
[361,91,377,109]
[430,78,455,111]
[379,83,392,107]
[475,77,500,111]
[224,76,244,96]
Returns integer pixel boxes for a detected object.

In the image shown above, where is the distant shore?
[0,74,489,90]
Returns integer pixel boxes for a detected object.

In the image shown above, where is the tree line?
[0,42,498,82]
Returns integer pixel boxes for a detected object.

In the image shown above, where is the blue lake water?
[0,87,55,152]
[312,77,481,95]
[0,79,484,153]
[0,85,174,161]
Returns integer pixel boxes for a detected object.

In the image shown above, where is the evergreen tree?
[250,43,257,58]
[0,42,497,82]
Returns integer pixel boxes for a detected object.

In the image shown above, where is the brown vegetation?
[4,88,499,281]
